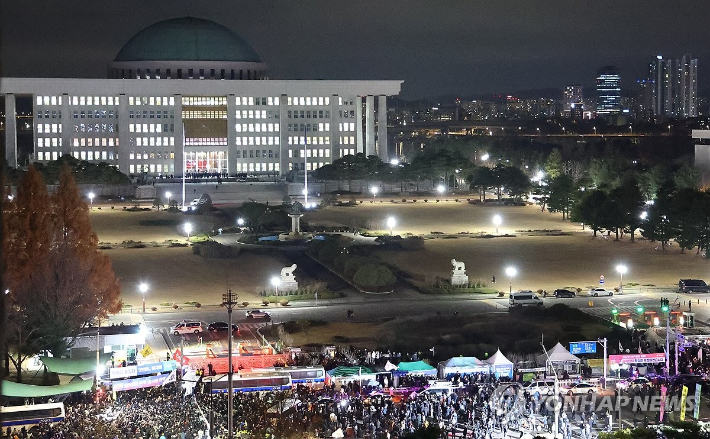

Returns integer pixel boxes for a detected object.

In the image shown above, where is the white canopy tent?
[485,349,514,379]
[537,342,581,374]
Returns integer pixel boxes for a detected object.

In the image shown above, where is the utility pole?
[222,289,238,439]
[598,338,608,389]
[541,342,559,438]
[666,312,671,376]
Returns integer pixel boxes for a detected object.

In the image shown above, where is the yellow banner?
[680,385,688,421]
[140,344,153,358]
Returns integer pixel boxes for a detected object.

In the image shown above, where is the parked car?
[554,289,576,298]
[588,287,613,297]
[509,290,544,308]
[246,310,271,320]
[563,382,600,395]
[171,320,203,335]
[616,377,650,391]
[207,321,239,334]
[679,279,710,293]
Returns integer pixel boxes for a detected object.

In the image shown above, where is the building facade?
[562,85,583,116]
[1,18,402,176]
[596,66,621,115]
[647,54,698,119]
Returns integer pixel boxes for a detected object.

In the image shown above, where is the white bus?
[206,371,292,393]
[1,403,66,430]
[253,366,326,389]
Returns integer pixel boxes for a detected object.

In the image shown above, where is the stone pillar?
[117,93,130,174]
[4,93,17,167]
[227,94,237,174]
[355,95,363,154]
[365,95,375,156]
[278,94,288,176]
[330,94,339,161]
[61,93,71,156]
[377,95,388,161]
[173,94,184,177]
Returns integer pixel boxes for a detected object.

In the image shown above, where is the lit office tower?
[648,56,673,117]
[563,85,583,116]
[596,66,621,115]
[677,54,698,118]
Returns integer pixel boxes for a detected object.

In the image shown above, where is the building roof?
[114,17,261,63]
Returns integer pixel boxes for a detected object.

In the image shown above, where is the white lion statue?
[281,264,297,280]
[451,259,466,275]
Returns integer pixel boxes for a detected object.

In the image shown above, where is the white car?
[616,377,650,391]
[171,320,203,335]
[524,379,556,395]
[563,382,600,395]
[588,287,613,297]
[246,310,271,320]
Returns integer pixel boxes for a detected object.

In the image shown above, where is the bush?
[172,304,179,309]
[334,253,350,272]
[195,302,201,308]
[344,256,374,278]
[151,306,157,311]
[400,236,425,250]
[262,299,270,306]
[317,242,343,262]
[353,264,397,291]
[280,299,290,306]
[241,301,249,307]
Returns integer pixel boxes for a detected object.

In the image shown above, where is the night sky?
[2,0,709,99]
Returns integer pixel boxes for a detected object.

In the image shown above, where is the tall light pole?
[505,266,517,294]
[616,264,627,294]
[271,276,281,296]
[184,223,193,242]
[371,186,379,202]
[387,216,396,236]
[492,214,502,235]
[88,192,95,210]
[222,290,238,439]
[139,282,148,314]
[166,191,172,207]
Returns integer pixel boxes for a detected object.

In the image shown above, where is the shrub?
[151,306,157,311]
[262,299,270,306]
[172,304,179,309]
[280,299,290,306]
[353,264,397,291]
[241,301,249,307]
[402,199,407,202]
[195,302,201,308]
[344,256,374,278]
[400,236,425,250]
[424,199,428,203]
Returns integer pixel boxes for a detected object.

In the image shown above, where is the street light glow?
[492,214,502,234]
[481,153,490,161]
[616,264,628,275]
[371,187,379,195]
[270,276,281,287]
[237,218,245,226]
[505,266,517,278]
[640,211,648,220]
[88,192,95,210]
[184,223,193,234]
[437,184,445,194]
[139,282,148,293]
[386,216,396,235]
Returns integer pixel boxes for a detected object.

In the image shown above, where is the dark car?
[207,321,239,334]
[679,279,710,293]
[554,289,576,298]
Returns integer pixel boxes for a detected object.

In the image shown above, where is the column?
[4,93,17,168]
[377,95,388,161]
[227,94,237,174]
[365,95,375,156]
[61,93,71,156]
[173,94,183,177]
[278,94,288,176]
[355,95,363,154]
[117,94,130,174]
[329,94,339,160]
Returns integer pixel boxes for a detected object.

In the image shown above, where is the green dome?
[114,17,261,63]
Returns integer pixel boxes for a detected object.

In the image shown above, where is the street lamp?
[481,153,490,162]
[166,191,172,207]
[371,186,379,202]
[184,223,193,242]
[505,266,517,294]
[88,192,95,210]
[237,218,245,227]
[437,184,445,201]
[271,276,281,296]
[616,264,627,293]
[139,282,149,313]
[386,216,396,236]
[492,214,502,235]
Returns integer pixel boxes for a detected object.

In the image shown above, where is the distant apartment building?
[646,54,698,119]
[563,85,583,117]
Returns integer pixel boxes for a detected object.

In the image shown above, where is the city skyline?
[1,0,709,99]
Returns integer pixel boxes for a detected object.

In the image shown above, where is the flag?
[140,344,153,358]
[680,385,689,421]
[162,369,177,386]
[638,341,642,354]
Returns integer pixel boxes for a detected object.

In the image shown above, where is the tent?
[437,357,490,378]
[537,342,580,374]
[393,361,437,376]
[326,366,378,389]
[41,354,112,375]
[2,379,93,398]
[485,349,514,379]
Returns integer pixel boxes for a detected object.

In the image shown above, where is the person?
[491,275,496,283]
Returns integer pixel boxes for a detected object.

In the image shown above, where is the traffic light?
[637,306,644,314]
[612,308,619,316]
[662,304,669,313]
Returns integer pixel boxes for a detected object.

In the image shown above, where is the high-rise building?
[677,54,698,118]
[636,78,654,121]
[648,54,697,119]
[596,66,621,115]
[563,85,583,116]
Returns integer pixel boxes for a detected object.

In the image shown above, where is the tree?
[502,166,532,202]
[468,166,493,201]
[572,190,611,237]
[673,165,700,190]
[545,148,563,179]
[640,185,674,251]
[353,264,397,291]
[610,177,645,241]
[547,174,576,220]
[3,165,122,380]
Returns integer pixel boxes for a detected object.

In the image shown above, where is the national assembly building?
[1,17,402,177]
